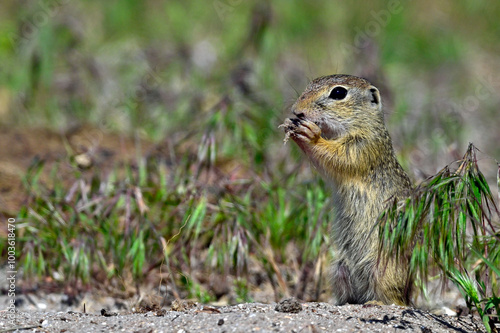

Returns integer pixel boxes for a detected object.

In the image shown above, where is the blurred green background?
[1,0,499,305]
[2,0,499,165]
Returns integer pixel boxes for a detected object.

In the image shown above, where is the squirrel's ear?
[369,87,381,108]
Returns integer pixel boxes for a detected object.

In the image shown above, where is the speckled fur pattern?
[282,74,413,305]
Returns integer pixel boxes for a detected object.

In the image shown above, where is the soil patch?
[0,302,485,333]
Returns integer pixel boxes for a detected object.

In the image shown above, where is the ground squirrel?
[281,74,413,305]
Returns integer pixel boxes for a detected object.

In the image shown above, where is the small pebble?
[275,297,303,313]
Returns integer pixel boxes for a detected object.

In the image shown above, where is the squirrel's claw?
[281,117,321,145]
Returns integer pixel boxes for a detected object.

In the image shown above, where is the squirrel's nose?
[292,106,305,119]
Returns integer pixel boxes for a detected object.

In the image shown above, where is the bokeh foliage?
[1,0,499,317]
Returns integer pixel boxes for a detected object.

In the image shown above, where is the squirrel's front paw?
[280,118,321,145]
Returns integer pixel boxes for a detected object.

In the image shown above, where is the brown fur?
[282,74,412,305]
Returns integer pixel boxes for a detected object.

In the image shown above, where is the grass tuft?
[379,143,500,331]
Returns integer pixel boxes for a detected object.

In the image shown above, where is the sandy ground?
[0,300,487,333]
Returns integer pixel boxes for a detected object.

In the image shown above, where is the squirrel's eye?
[329,87,348,100]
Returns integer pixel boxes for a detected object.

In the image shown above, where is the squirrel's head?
[291,74,383,140]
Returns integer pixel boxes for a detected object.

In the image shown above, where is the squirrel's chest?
[332,180,386,227]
